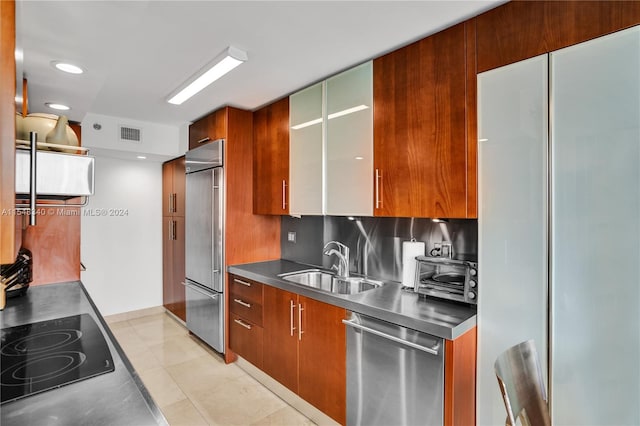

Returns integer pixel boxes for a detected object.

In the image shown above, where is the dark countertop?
[228,260,476,340]
[0,281,167,426]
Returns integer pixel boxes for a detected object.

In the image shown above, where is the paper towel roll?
[402,241,425,288]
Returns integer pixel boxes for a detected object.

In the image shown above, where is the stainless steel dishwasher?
[343,312,444,426]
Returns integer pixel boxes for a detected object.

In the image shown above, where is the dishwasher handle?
[342,318,440,356]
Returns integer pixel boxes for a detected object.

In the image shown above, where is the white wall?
[82,113,183,157]
[81,155,163,316]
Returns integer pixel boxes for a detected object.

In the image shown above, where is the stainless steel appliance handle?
[197,137,211,144]
[298,303,304,340]
[290,299,296,337]
[234,278,251,287]
[282,179,287,210]
[29,132,37,226]
[234,318,252,330]
[342,319,440,355]
[233,298,251,308]
[182,282,218,299]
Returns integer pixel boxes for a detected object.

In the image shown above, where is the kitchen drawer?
[229,275,263,304]
[230,296,263,326]
[229,313,263,369]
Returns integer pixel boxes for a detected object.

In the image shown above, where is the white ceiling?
[17,0,503,127]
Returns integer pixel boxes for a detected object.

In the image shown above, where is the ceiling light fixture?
[45,102,70,111]
[167,46,248,105]
[51,61,84,74]
[291,104,370,130]
[137,155,147,160]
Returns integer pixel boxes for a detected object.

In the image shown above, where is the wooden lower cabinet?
[262,285,299,392]
[260,285,346,424]
[297,296,346,425]
[229,274,264,369]
[162,216,185,321]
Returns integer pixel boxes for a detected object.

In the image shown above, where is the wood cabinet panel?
[0,0,16,264]
[162,216,185,321]
[444,326,477,426]
[253,97,290,215]
[229,275,263,304]
[229,312,263,369]
[373,21,474,218]
[230,296,263,326]
[298,296,346,425]
[21,206,80,285]
[188,108,227,150]
[476,1,640,73]
[162,157,185,217]
[262,285,299,392]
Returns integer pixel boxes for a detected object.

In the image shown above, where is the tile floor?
[105,310,315,426]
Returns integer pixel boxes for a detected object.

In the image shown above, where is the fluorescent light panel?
[168,46,247,105]
[291,104,369,130]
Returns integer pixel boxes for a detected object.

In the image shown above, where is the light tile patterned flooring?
[105,310,315,426]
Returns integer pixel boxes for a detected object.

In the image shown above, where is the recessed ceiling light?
[51,61,84,74]
[136,156,147,160]
[45,102,70,111]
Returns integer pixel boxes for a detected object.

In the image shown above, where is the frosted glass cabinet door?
[477,54,548,426]
[325,61,373,216]
[290,82,323,215]
[550,26,640,424]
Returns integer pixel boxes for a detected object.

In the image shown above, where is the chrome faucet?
[323,241,350,278]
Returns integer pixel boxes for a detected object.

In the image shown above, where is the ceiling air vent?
[119,125,142,143]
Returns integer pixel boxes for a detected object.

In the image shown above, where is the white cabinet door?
[325,61,373,216]
[477,54,549,426]
[289,82,323,215]
[289,62,373,216]
[550,26,640,424]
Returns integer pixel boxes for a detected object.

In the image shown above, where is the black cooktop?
[1,313,115,404]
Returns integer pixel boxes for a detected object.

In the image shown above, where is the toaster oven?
[414,256,478,304]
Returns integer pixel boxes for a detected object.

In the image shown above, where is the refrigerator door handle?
[183,282,219,300]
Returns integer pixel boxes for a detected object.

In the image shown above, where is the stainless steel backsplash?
[281,216,477,283]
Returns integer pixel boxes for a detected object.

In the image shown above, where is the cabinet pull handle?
[233,298,251,308]
[290,299,296,337]
[375,168,383,209]
[172,220,177,241]
[234,318,252,330]
[168,220,173,241]
[282,180,287,210]
[172,193,177,213]
[234,278,251,287]
[197,137,211,144]
[298,303,304,341]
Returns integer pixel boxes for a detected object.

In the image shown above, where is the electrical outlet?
[287,232,296,243]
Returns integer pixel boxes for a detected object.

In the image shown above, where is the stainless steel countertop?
[228,260,476,340]
[0,281,167,426]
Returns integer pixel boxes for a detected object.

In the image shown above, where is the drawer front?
[230,296,263,326]
[229,313,263,368]
[229,275,263,304]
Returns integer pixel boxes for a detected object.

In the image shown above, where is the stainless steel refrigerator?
[184,140,224,353]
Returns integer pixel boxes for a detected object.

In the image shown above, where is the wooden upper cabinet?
[373,21,476,218]
[1,0,17,263]
[188,108,227,150]
[476,1,640,73]
[253,97,290,215]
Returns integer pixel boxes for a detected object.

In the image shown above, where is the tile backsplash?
[281,216,477,283]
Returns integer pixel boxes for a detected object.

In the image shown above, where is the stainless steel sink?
[278,269,382,295]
